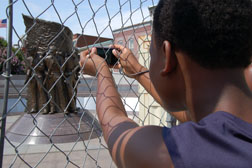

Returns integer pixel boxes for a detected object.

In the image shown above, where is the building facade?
[112,21,152,60]
[112,6,171,127]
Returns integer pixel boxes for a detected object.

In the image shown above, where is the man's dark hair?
[153,0,252,69]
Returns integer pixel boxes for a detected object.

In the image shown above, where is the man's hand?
[112,44,144,79]
[80,48,108,76]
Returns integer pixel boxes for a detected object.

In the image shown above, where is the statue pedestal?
[6,110,102,144]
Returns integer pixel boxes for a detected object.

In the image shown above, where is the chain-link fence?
[0,0,175,167]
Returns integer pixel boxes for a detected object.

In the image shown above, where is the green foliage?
[0,38,7,47]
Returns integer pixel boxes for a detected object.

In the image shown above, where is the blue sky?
[0,0,158,45]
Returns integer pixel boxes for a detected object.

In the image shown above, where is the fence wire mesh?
[0,0,176,167]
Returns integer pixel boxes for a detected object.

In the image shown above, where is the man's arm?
[112,45,190,123]
[80,48,173,168]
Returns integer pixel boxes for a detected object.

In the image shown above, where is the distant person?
[80,0,252,167]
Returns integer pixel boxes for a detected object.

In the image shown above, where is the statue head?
[37,51,44,58]
[49,46,57,54]
[27,47,37,56]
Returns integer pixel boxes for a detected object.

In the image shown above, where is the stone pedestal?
[6,110,102,144]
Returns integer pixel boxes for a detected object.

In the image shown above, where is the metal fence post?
[0,0,13,167]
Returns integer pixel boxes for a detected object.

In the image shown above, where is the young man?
[80,0,252,167]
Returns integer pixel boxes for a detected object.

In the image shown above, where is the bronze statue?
[23,15,80,115]
[44,46,66,114]
[24,48,37,113]
[63,50,80,113]
[36,52,49,114]
[6,15,103,146]
[24,48,48,114]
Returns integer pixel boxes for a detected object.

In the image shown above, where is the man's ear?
[160,41,177,76]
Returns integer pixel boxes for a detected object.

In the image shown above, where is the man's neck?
[185,69,252,123]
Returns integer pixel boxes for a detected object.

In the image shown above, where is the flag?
[0,19,7,28]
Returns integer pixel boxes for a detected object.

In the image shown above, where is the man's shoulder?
[162,111,252,168]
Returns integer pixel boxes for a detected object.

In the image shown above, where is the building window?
[128,38,134,50]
